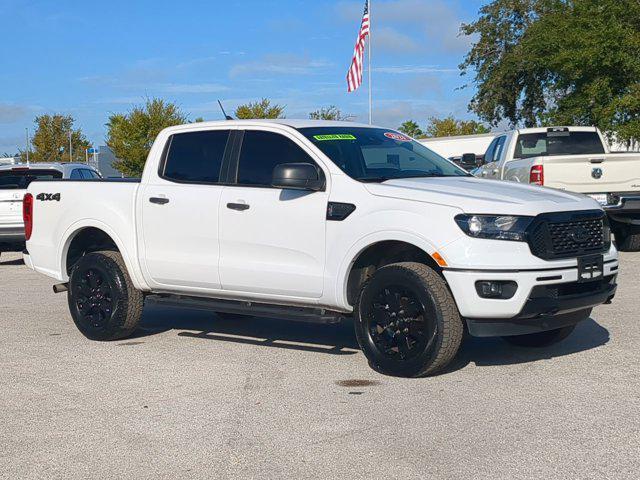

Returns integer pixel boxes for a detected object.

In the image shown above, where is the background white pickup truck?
[0,163,101,257]
[23,120,619,377]
[474,126,640,251]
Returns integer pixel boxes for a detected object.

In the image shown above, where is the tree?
[460,0,549,127]
[460,0,640,144]
[19,114,90,163]
[398,120,424,138]
[106,98,188,177]
[309,106,352,121]
[234,99,285,119]
[424,116,490,138]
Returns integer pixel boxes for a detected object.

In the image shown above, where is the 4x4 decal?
[36,193,61,202]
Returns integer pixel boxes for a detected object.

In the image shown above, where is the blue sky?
[0,0,486,154]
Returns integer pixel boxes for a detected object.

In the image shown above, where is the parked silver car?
[0,163,101,256]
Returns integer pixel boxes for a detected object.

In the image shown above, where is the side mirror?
[460,153,478,170]
[272,163,325,191]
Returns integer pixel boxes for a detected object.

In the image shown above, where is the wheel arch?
[58,221,147,290]
[336,232,443,310]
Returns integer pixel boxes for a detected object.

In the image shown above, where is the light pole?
[25,128,30,165]
[69,130,73,162]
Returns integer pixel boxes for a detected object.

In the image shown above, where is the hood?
[364,177,601,216]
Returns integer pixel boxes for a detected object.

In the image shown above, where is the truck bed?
[26,179,141,282]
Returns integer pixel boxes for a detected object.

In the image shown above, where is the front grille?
[527,210,610,260]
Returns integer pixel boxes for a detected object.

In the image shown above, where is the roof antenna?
[218,100,233,120]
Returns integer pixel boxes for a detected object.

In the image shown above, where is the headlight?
[455,214,533,242]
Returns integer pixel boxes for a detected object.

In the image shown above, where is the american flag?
[346,0,370,93]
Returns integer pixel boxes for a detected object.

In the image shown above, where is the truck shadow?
[136,304,361,356]
[136,305,609,368]
[443,318,610,374]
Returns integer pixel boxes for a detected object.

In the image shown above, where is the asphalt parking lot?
[1,251,639,480]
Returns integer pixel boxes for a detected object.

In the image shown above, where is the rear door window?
[162,130,231,183]
[0,169,63,189]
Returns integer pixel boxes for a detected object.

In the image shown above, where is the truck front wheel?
[68,250,144,341]
[354,262,464,377]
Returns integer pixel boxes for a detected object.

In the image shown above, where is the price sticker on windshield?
[313,134,357,141]
[384,132,411,142]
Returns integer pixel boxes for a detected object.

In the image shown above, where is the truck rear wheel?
[614,224,640,252]
[354,262,463,377]
[68,250,144,341]
[502,324,576,347]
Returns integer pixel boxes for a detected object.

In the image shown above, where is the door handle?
[149,197,170,205]
[227,202,250,211]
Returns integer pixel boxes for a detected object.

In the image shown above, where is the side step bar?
[145,294,347,324]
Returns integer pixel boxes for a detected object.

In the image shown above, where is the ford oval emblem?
[571,225,591,243]
[592,167,603,179]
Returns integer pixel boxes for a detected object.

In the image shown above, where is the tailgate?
[0,189,25,224]
[542,154,640,193]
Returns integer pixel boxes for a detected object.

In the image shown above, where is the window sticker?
[384,132,411,142]
[313,134,357,141]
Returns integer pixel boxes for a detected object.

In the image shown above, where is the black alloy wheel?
[354,262,464,377]
[68,250,144,341]
[73,267,115,330]
[365,285,436,362]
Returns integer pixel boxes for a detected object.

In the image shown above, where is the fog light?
[475,281,518,299]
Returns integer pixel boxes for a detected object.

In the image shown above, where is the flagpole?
[368,0,372,125]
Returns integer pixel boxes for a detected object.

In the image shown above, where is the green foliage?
[19,114,90,163]
[309,106,352,121]
[424,116,490,138]
[460,0,640,143]
[398,120,424,138]
[106,98,188,177]
[235,99,285,119]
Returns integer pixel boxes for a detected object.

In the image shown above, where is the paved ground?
[1,251,639,480]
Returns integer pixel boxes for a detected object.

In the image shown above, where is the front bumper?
[603,193,640,225]
[443,258,618,319]
[465,275,616,337]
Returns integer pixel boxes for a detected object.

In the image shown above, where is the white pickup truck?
[23,120,619,377]
[474,126,640,251]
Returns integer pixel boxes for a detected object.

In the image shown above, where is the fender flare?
[334,230,439,311]
[58,219,148,290]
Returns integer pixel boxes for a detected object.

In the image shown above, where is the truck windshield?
[299,127,469,182]
[0,169,63,189]
[515,131,605,159]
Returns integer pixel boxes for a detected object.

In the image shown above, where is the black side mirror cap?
[272,163,325,191]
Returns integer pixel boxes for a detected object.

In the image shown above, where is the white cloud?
[373,65,457,74]
[374,27,420,52]
[160,83,229,94]
[0,103,31,124]
[337,0,472,54]
[229,54,333,78]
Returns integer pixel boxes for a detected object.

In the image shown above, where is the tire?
[614,224,640,252]
[354,262,464,377]
[68,250,144,341]
[502,324,576,348]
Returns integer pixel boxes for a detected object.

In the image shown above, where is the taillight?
[530,165,544,186]
[23,193,33,241]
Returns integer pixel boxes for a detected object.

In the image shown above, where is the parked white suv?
[473,126,640,251]
[23,121,618,376]
[0,163,101,257]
